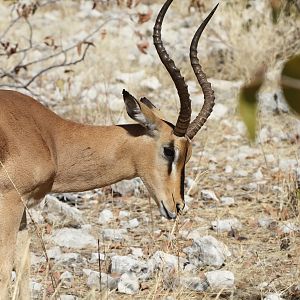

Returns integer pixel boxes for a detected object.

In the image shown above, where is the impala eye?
[163,147,175,160]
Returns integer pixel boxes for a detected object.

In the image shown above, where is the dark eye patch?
[163,147,175,160]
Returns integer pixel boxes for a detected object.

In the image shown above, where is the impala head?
[123,0,218,219]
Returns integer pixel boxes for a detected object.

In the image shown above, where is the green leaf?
[281,54,300,115]
[239,69,265,142]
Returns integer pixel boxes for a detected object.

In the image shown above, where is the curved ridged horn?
[186,4,219,140]
[153,0,191,137]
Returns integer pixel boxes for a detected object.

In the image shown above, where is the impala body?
[0,0,218,299]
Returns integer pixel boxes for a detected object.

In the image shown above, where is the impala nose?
[176,202,185,213]
[159,201,177,219]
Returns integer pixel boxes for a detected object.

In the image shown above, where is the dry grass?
[1,1,299,299]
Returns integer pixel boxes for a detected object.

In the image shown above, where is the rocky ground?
[1,1,299,299]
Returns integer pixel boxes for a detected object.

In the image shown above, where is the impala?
[0,0,218,298]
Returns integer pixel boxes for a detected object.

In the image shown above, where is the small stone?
[46,246,62,260]
[201,190,219,202]
[98,209,113,225]
[220,197,235,206]
[121,218,140,229]
[31,253,46,265]
[211,218,242,232]
[31,281,43,299]
[266,154,275,163]
[205,270,235,289]
[258,217,275,228]
[242,182,258,191]
[279,159,297,171]
[116,70,145,84]
[119,210,130,218]
[280,222,300,234]
[101,228,127,241]
[264,293,284,300]
[253,168,264,181]
[41,195,85,227]
[210,103,228,120]
[87,271,118,290]
[118,272,139,295]
[235,170,248,177]
[149,251,188,271]
[184,235,231,268]
[180,275,209,292]
[51,228,96,249]
[59,296,77,300]
[110,255,150,279]
[130,247,144,258]
[60,271,73,288]
[55,253,81,265]
[112,179,142,196]
[224,165,233,173]
[141,76,162,90]
[89,253,106,264]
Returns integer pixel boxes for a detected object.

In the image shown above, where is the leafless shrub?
[201,0,300,81]
[0,0,117,101]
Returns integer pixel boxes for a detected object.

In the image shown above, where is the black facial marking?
[180,165,185,200]
[163,141,175,175]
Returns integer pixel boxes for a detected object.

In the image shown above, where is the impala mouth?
[159,201,177,220]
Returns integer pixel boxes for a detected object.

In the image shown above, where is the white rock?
[130,247,144,258]
[31,253,46,265]
[55,253,82,265]
[116,70,145,84]
[141,76,162,90]
[119,210,130,218]
[87,271,118,290]
[180,227,207,240]
[235,170,249,177]
[31,281,43,299]
[118,272,139,295]
[201,190,219,202]
[98,209,113,225]
[253,168,264,181]
[279,159,298,172]
[211,218,242,232]
[225,165,233,173]
[180,276,209,292]
[266,154,275,163]
[60,271,73,288]
[112,179,142,196]
[121,218,140,229]
[28,208,44,224]
[89,253,106,264]
[41,195,85,226]
[59,296,77,300]
[111,256,150,279]
[46,246,62,260]
[101,228,127,241]
[280,222,300,234]
[258,217,274,228]
[51,228,96,249]
[210,103,228,120]
[264,293,284,300]
[184,236,231,267]
[220,197,235,206]
[149,251,188,271]
[205,270,234,289]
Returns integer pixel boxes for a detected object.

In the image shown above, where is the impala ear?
[122,89,161,132]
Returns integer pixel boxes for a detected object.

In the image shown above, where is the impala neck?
[51,122,147,193]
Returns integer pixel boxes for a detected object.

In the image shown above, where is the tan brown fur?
[0,90,188,299]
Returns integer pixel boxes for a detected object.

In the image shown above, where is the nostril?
[176,203,182,213]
